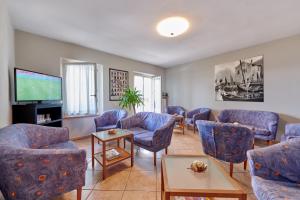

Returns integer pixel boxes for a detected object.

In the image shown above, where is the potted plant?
[119,88,143,114]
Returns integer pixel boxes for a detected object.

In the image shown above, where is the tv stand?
[12,103,63,127]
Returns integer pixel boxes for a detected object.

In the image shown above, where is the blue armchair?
[119,112,176,165]
[167,106,185,116]
[281,123,300,141]
[185,108,211,133]
[94,109,127,131]
[0,124,86,200]
[218,109,279,144]
[196,120,255,177]
[247,139,300,200]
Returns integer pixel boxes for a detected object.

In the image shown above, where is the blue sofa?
[94,109,127,131]
[218,109,279,143]
[0,124,86,200]
[247,138,300,200]
[119,112,176,165]
[281,123,300,141]
[196,120,255,177]
[185,108,211,133]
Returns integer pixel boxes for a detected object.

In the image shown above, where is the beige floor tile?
[53,189,91,200]
[126,170,156,191]
[130,158,157,171]
[122,191,156,200]
[94,170,130,191]
[83,170,102,190]
[87,190,123,200]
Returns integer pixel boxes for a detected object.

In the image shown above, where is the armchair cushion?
[128,127,148,135]
[134,131,154,147]
[252,176,300,200]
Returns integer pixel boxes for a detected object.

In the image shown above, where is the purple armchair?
[247,138,300,200]
[119,112,176,165]
[0,124,86,200]
[94,109,127,131]
[167,106,185,116]
[196,120,255,177]
[218,109,279,143]
[185,108,211,133]
[281,123,300,141]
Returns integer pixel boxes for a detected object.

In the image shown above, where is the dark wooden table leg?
[102,141,106,180]
[165,192,170,200]
[161,160,164,200]
[130,135,134,167]
[239,194,247,200]
[117,139,120,147]
[91,135,95,168]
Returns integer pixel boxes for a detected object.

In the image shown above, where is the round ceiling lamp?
[156,16,190,37]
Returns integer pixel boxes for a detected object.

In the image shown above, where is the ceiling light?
[156,16,190,37]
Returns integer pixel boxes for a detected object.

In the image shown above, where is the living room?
[0,0,300,200]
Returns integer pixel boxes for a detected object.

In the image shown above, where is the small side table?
[174,115,185,134]
[91,129,134,179]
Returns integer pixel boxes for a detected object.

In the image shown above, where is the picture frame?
[214,55,264,102]
[109,68,129,101]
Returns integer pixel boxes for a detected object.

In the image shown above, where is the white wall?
[15,30,165,138]
[166,34,300,140]
[0,0,15,128]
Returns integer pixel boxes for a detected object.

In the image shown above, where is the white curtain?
[63,63,97,116]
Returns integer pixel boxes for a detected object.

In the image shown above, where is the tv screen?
[15,68,62,101]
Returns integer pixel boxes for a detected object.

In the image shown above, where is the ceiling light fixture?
[156,16,190,38]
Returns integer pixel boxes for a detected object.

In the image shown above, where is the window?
[62,63,98,116]
[134,73,161,113]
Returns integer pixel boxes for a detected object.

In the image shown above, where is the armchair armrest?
[247,138,300,183]
[153,118,176,147]
[118,115,142,129]
[20,124,69,148]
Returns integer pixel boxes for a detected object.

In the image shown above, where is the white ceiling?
[7,0,300,68]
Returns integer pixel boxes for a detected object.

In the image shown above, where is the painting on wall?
[215,55,264,102]
[109,68,129,101]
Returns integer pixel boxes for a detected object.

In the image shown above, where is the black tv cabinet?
[12,103,63,127]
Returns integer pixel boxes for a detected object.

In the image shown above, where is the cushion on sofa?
[252,176,300,200]
[134,131,154,147]
[128,127,148,135]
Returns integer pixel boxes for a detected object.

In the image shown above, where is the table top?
[162,155,244,194]
[92,129,133,142]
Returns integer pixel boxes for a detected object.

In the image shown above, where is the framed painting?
[109,68,129,101]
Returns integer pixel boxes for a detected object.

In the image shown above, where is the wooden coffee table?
[91,129,134,179]
[161,155,247,200]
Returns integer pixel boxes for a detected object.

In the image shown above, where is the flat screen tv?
[15,68,62,102]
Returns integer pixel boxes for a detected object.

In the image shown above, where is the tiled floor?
[0,128,263,200]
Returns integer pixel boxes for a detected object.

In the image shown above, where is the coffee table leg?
[102,141,106,180]
[91,135,94,168]
[130,135,134,167]
[117,139,120,147]
[239,194,247,200]
[161,161,164,200]
[164,192,170,200]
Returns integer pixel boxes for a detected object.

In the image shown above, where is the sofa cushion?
[252,176,300,200]
[134,131,154,147]
[96,125,117,132]
[253,128,271,136]
[128,127,148,135]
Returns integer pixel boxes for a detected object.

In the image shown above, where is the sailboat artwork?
[215,56,264,102]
